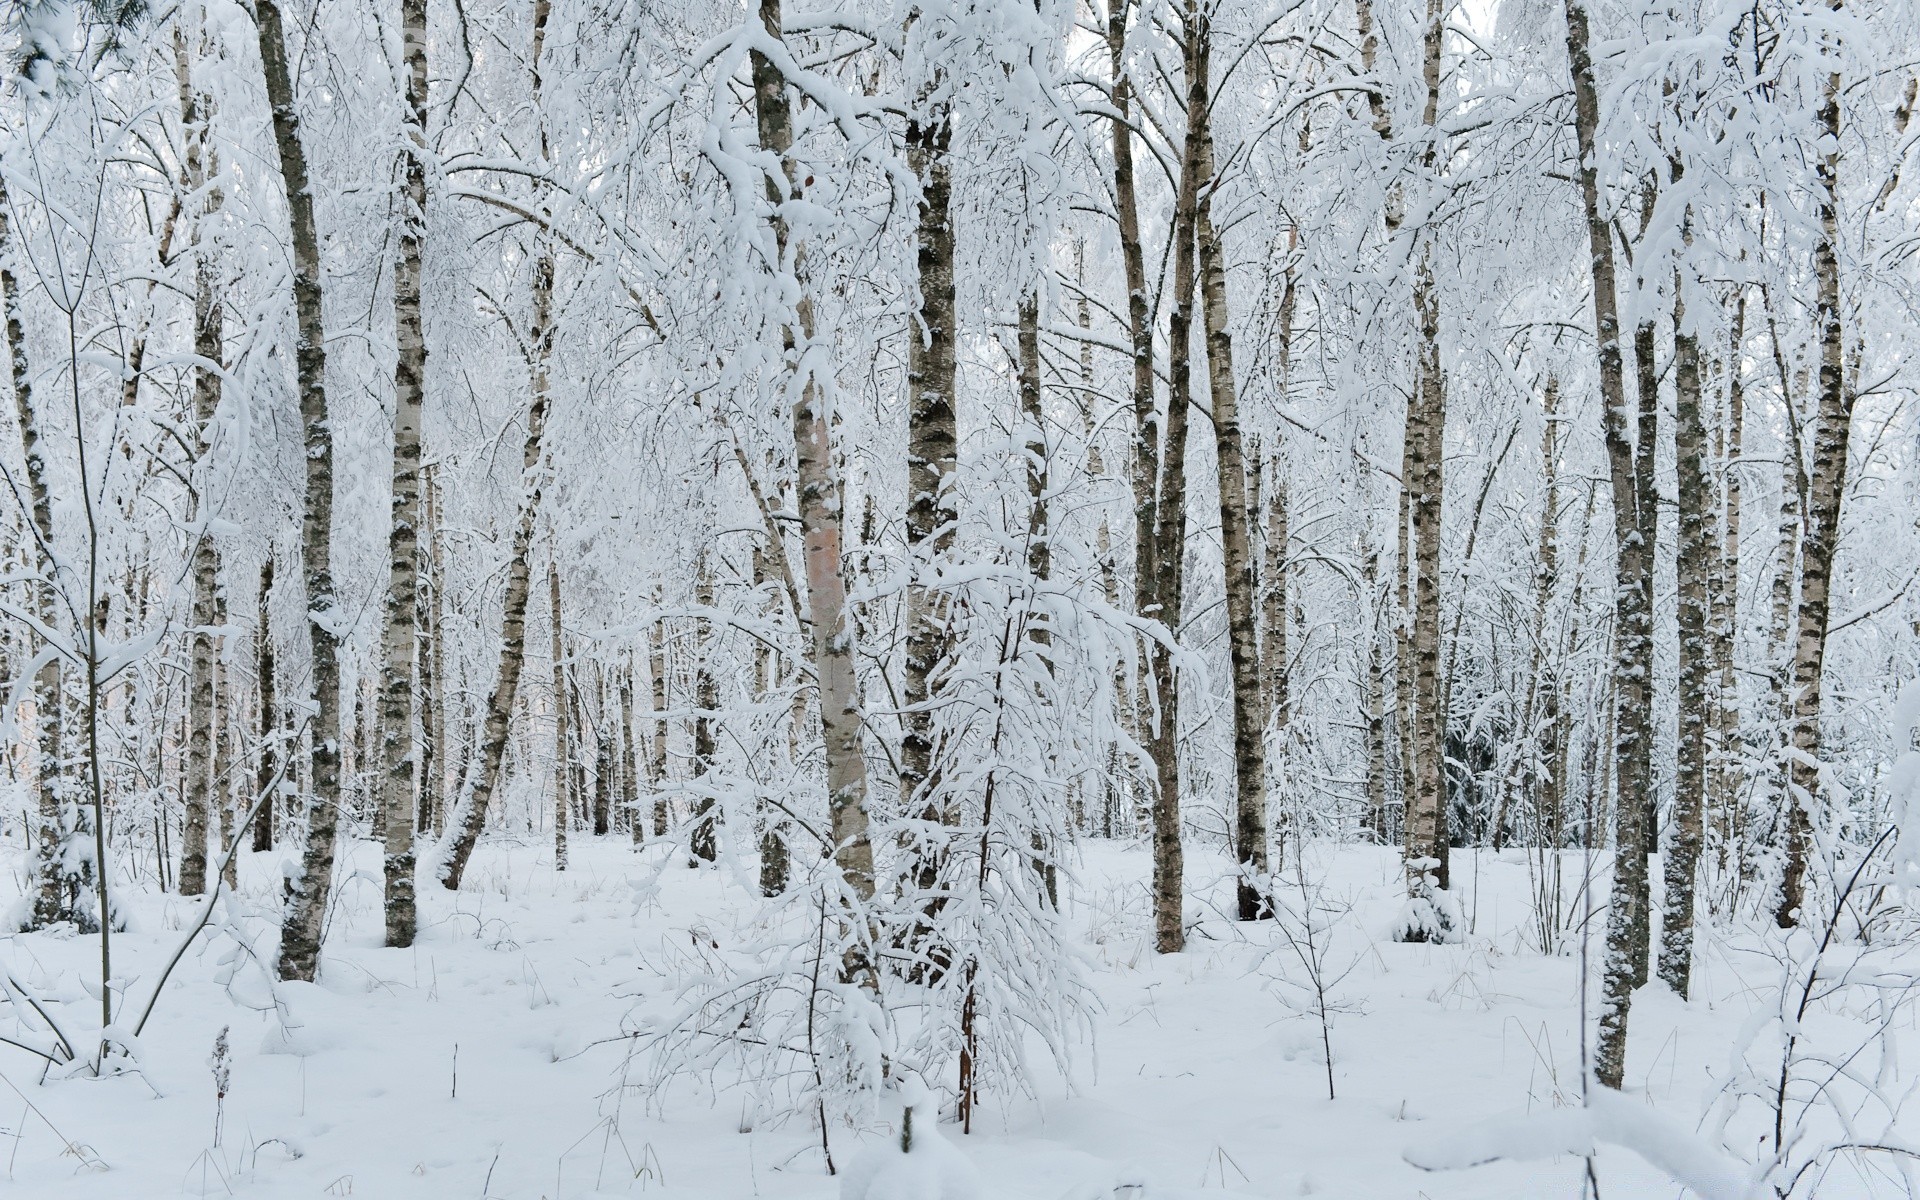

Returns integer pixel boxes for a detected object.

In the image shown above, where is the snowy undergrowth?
[3,832,1915,1198]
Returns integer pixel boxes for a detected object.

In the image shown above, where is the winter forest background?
[2,0,1919,1195]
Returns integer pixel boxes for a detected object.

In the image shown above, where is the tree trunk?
[177,25,226,899]
[378,0,428,947]
[1662,270,1708,996]
[254,558,278,851]
[1776,47,1851,929]
[689,552,719,864]
[1107,2,1161,851]
[592,668,612,837]
[649,614,669,837]
[1192,48,1269,922]
[1149,3,1209,955]
[1402,0,1450,913]
[550,555,570,871]
[417,464,441,835]
[1709,297,1744,871]
[901,81,958,797]
[257,0,345,983]
[620,655,642,843]
[751,0,875,957]
[1563,0,1656,1089]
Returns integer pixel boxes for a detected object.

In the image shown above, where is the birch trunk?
[2,174,70,929]
[1776,44,1851,929]
[1192,44,1269,921]
[1662,272,1708,995]
[1709,298,1744,868]
[592,669,612,836]
[177,24,224,899]
[1403,0,1450,908]
[254,559,277,852]
[1107,4,1161,847]
[1563,0,1656,1089]
[550,556,570,871]
[649,614,669,837]
[416,464,441,835]
[439,0,558,889]
[620,655,641,843]
[751,0,874,946]
[1149,3,1209,954]
[378,0,429,947]
[257,0,346,982]
[901,79,957,817]
[690,553,719,864]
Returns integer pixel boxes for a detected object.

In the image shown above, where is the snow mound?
[840,1082,984,1200]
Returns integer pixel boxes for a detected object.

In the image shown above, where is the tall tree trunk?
[689,552,719,864]
[254,558,277,852]
[1020,290,1050,597]
[1107,2,1161,851]
[1563,0,1656,1089]
[379,0,429,947]
[1149,3,1209,955]
[439,0,558,889]
[901,78,958,797]
[649,613,669,837]
[1402,0,1450,914]
[751,0,875,958]
[592,667,612,837]
[900,69,958,966]
[1709,297,1744,871]
[215,596,238,892]
[620,654,642,844]
[1776,44,1851,929]
[416,464,440,835]
[1625,187,1663,991]
[754,544,789,891]
[1662,269,1708,996]
[1363,543,1389,841]
[1018,285,1059,905]
[550,555,570,871]
[2,175,70,930]
[1191,42,1269,922]
[257,0,345,983]
[177,23,225,899]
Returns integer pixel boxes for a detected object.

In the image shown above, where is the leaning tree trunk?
[1192,46,1269,922]
[439,243,555,890]
[1149,3,1209,955]
[439,0,558,890]
[1776,46,1851,930]
[1,176,70,930]
[257,0,346,984]
[1564,0,1657,1089]
[750,0,875,973]
[1661,267,1709,996]
[378,0,429,947]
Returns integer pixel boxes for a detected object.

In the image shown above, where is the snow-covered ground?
[0,835,1895,1198]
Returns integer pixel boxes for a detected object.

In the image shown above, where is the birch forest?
[2,0,1919,1196]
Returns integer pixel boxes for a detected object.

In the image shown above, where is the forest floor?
[0,834,1875,1198]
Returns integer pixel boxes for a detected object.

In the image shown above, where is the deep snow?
[0,833,1888,1198]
